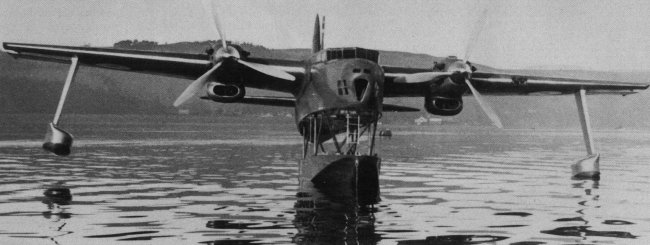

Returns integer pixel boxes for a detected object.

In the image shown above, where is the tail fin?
[321,16,325,50]
[312,14,321,53]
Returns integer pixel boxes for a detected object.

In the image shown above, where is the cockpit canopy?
[314,47,380,63]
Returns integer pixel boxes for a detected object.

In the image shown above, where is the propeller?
[173,0,295,107]
[464,78,503,128]
[464,8,488,61]
[173,62,222,107]
[203,0,228,50]
[239,60,295,81]
[460,7,502,128]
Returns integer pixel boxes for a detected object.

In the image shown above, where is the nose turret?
[332,59,382,108]
[343,72,372,102]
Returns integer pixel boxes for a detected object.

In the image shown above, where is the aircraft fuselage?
[294,48,384,145]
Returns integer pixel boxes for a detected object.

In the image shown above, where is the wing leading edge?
[3,42,211,79]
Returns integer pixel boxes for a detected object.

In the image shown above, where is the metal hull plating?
[299,154,381,206]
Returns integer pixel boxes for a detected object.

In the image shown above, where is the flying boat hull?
[299,154,381,206]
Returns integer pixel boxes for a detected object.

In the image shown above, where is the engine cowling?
[206,82,245,103]
[424,95,463,116]
[423,77,465,116]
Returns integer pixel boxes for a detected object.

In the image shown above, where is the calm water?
[0,114,649,245]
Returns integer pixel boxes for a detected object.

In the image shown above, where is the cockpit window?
[325,47,379,62]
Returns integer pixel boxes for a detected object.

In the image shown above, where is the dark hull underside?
[299,154,381,206]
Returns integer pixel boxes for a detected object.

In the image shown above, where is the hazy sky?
[1,0,648,71]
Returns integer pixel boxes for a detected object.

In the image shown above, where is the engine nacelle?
[424,95,463,116]
[206,82,245,103]
[422,75,466,116]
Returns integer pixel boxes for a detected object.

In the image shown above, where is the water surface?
[0,114,649,244]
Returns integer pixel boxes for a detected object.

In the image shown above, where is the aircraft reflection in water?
[289,180,639,244]
[540,180,638,240]
[42,186,72,220]
[2,1,648,210]
[293,185,380,244]
[294,179,508,244]
[41,184,73,244]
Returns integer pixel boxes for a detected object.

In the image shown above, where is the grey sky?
[1,0,648,71]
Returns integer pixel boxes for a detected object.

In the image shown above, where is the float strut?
[572,89,600,180]
[43,56,79,156]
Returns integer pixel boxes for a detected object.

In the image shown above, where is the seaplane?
[3,3,647,206]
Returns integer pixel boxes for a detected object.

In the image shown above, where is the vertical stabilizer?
[321,16,325,50]
[312,14,321,53]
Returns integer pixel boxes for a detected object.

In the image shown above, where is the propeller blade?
[173,62,222,107]
[202,0,227,49]
[464,79,503,128]
[393,72,452,84]
[238,60,295,81]
[464,8,488,61]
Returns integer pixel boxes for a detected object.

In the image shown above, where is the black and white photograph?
[1,0,649,244]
